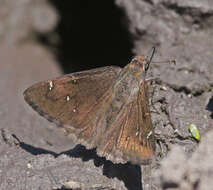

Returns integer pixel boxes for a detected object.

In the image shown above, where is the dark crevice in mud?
[155,79,204,97]
[162,3,213,17]
[166,83,209,97]
[162,182,178,189]
[54,188,71,190]
[206,96,213,119]
[171,85,204,96]
[153,78,210,97]
[40,0,134,74]
[143,0,154,6]
[0,129,20,147]
[193,91,204,97]
[162,3,213,28]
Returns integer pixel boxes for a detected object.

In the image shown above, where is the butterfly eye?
[131,57,138,64]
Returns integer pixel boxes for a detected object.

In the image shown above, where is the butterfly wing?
[24,65,155,165]
[96,82,155,164]
[24,66,121,148]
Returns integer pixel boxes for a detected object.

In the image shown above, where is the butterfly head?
[128,47,155,78]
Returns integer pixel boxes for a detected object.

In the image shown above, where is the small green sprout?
[189,124,201,141]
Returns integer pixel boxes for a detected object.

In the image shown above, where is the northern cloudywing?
[24,48,157,165]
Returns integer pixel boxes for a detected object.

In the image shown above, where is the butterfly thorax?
[112,56,148,105]
[99,56,149,130]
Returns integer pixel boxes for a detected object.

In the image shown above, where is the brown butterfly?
[23,47,157,165]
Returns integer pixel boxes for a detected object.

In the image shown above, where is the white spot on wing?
[49,81,54,91]
[66,95,70,101]
[146,131,152,139]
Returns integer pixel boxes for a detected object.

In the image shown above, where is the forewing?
[24,66,121,147]
[96,82,155,165]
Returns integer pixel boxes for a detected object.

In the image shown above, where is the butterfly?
[23,47,157,165]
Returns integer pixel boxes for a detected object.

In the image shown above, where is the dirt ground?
[0,0,212,190]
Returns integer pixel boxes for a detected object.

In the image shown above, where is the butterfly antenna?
[148,46,176,66]
[152,59,176,65]
[145,46,156,71]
